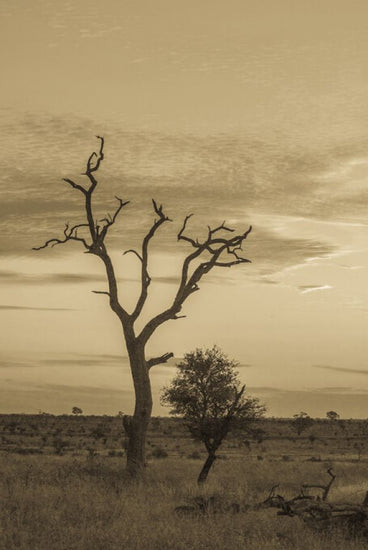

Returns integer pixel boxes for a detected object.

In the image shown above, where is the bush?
[187,450,201,459]
[108,450,124,457]
[53,438,68,456]
[11,447,43,455]
[151,447,168,459]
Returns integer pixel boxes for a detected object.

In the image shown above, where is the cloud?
[0,113,357,268]
[246,229,335,276]
[0,353,128,369]
[0,270,193,288]
[43,273,106,284]
[313,365,368,376]
[39,354,127,367]
[152,275,181,285]
[5,114,368,302]
[299,285,333,294]
[0,271,106,285]
[316,386,355,393]
[0,304,74,311]
[0,359,37,369]
[259,278,279,285]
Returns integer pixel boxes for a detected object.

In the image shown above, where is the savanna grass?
[1,454,368,550]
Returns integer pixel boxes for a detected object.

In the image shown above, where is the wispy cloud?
[299,285,333,294]
[314,365,368,376]
[0,304,74,311]
[0,271,106,285]
[0,113,357,272]
[0,353,128,369]
[39,354,127,367]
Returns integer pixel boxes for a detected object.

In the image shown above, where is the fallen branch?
[257,470,368,538]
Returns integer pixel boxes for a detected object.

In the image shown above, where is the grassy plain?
[2,415,368,549]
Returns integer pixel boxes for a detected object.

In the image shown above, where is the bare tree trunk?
[197,452,216,485]
[123,337,152,477]
[124,410,151,476]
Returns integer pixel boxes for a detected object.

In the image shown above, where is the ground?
[1,415,368,549]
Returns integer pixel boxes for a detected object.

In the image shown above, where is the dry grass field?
[2,415,368,549]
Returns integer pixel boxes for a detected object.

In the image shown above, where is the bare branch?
[301,469,336,502]
[98,196,130,243]
[63,178,87,195]
[130,199,171,322]
[178,214,198,247]
[208,221,235,239]
[67,135,104,200]
[84,136,104,183]
[152,199,172,222]
[123,249,143,262]
[92,290,111,297]
[147,352,174,369]
[32,222,90,251]
[267,485,280,500]
[32,238,68,251]
[213,258,251,267]
[69,222,90,233]
[139,217,252,344]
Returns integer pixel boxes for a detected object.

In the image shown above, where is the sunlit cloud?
[299,285,333,294]
[0,304,74,311]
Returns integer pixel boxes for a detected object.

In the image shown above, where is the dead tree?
[33,137,253,477]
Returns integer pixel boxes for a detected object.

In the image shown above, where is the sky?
[1,0,368,417]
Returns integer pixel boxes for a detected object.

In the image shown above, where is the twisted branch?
[33,138,128,253]
[129,199,172,322]
[32,222,90,251]
[97,196,130,243]
[84,135,104,191]
[138,215,252,344]
[33,137,129,321]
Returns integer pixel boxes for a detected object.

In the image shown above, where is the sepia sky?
[1,0,368,417]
